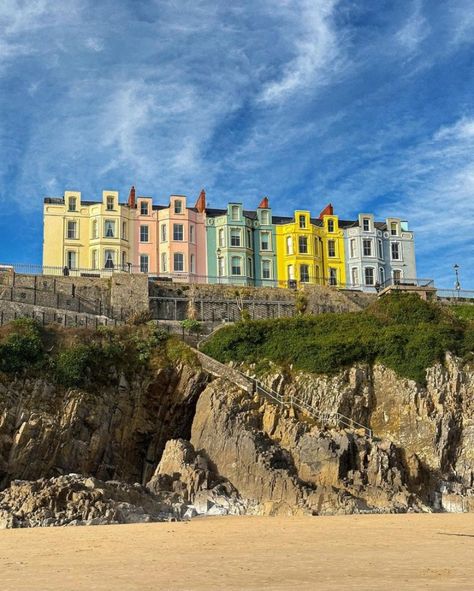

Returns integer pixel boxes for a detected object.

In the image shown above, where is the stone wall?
[0,300,118,327]
[196,351,254,394]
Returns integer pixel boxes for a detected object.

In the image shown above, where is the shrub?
[0,318,44,373]
[54,344,96,387]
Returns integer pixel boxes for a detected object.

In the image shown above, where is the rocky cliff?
[1,352,473,527]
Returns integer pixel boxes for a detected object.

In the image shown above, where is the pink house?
[131,187,160,274]
[157,191,207,281]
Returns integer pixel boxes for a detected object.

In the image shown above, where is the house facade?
[43,187,416,292]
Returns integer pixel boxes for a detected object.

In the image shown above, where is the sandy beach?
[1,514,473,590]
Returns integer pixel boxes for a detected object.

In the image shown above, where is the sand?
[1,514,473,590]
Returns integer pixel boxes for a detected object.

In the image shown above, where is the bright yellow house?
[274,204,346,287]
[43,190,134,272]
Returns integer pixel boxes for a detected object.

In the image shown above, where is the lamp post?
[453,264,461,300]
[216,248,222,285]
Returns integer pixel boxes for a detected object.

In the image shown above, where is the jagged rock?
[0,473,194,528]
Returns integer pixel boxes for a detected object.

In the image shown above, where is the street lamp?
[453,264,461,299]
[216,248,222,284]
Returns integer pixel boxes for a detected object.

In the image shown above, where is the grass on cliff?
[201,293,474,384]
[0,319,197,388]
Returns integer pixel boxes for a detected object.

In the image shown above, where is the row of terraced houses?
[43,187,416,291]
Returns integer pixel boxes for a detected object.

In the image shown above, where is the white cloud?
[259,0,344,104]
[396,0,429,53]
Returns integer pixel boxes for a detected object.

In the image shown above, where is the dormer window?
[362,218,370,232]
[390,222,398,236]
[327,219,334,233]
[68,197,77,212]
[140,201,149,215]
[299,215,306,229]
[106,196,115,211]
[231,205,240,221]
[174,200,182,214]
[261,211,269,225]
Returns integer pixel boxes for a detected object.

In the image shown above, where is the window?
[189,225,195,243]
[140,255,149,273]
[140,225,149,243]
[231,256,241,275]
[379,267,385,285]
[174,200,182,214]
[121,251,127,270]
[261,232,270,251]
[218,257,225,277]
[262,260,271,280]
[261,211,269,225]
[286,236,293,255]
[67,221,77,239]
[218,228,225,247]
[231,229,241,247]
[173,224,184,241]
[328,240,336,257]
[378,239,383,259]
[299,215,306,229]
[365,267,375,285]
[161,224,167,242]
[299,236,308,254]
[391,242,400,260]
[327,219,334,233]
[314,238,318,255]
[92,219,98,239]
[231,205,239,221]
[393,269,402,284]
[390,222,398,236]
[105,220,115,238]
[190,254,195,273]
[92,250,98,270]
[350,239,356,258]
[315,265,320,284]
[351,267,359,287]
[122,221,127,240]
[161,253,167,273]
[106,196,114,211]
[66,251,77,269]
[248,257,253,278]
[329,268,337,286]
[104,250,115,269]
[300,264,309,283]
[68,197,77,212]
[363,239,372,256]
[174,253,184,272]
[288,264,295,280]
[246,229,252,249]
[362,218,370,232]
[140,202,149,215]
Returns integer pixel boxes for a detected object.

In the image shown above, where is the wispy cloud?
[396,0,429,53]
[259,0,344,104]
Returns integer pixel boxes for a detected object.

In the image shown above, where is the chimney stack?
[195,189,206,213]
[319,203,333,218]
[258,196,269,209]
[128,186,136,208]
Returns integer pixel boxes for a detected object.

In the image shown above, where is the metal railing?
[0,263,366,291]
[437,289,474,301]
[379,277,435,290]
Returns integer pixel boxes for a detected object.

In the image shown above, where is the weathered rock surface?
[0,474,185,528]
[0,363,208,488]
[190,380,425,515]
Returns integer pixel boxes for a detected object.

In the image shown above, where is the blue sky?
[0,0,473,287]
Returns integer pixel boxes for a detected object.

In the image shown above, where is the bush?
[54,344,97,387]
[0,319,44,373]
[202,294,473,385]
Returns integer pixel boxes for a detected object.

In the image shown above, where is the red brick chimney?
[195,189,206,213]
[319,203,333,218]
[128,186,136,208]
[258,196,269,209]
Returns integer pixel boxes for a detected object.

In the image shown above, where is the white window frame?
[140,201,149,215]
[391,241,401,261]
[300,264,309,283]
[161,224,167,242]
[189,225,195,243]
[351,267,359,287]
[66,250,77,269]
[218,228,225,247]
[363,239,372,257]
[140,225,149,243]
[286,236,293,255]
[105,220,115,238]
[173,224,184,241]
[190,254,195,274]
[140,254,149,273]
[261,231,270,251]
[68,197,77,212]
[231,205,240,221]
[161,252,167,273]
[174,200,183,214]
[230,228,241,247]
[327,219,334,233]
[350,238,356,258]
[328,239,336,258]
[378,239,383,259]
[299,215,306,229]
[364,267,375,286]
[231,256,242,275]
[174,252,184,272]
[261,211,269,225]
[329,268,337,286]
[104,249,115,269]
[67,220,77,240]
[106,196,115,211]
[299,236,308,254]
[362,218,370,232]
[262,259,271,280]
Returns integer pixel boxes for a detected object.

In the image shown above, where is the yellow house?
[43,190,134,273]
[274,210,323,286]
[274,205,346,287]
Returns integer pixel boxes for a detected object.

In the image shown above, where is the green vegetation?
[450,304,474,322]
[202,294,474,384]
[0,319,191,388]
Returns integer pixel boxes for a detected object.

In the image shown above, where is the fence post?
[0,311,3,326]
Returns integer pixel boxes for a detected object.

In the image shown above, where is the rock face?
[0,353,473,526]
[190,380,424,515]
[0,363,208,488]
